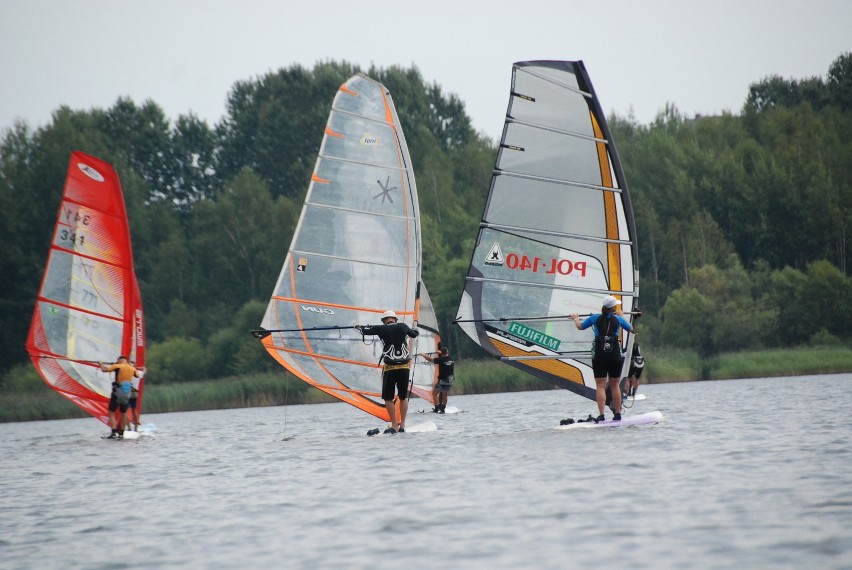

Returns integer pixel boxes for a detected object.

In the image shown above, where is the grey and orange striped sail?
[26,151,146,423]
[256,74,435,421]
[454,60,638,401]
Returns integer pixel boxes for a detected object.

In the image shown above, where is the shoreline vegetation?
[3,345,852,424]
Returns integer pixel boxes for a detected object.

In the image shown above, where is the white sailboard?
[556,410,663,430]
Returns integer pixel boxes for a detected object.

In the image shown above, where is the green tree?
[826,52,852,111]
[660,287,715,355]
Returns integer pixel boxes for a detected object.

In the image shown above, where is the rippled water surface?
[2,374,852,569]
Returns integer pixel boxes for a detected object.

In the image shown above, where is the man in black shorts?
[423,346,454,413]
[626,341,645,398]
[355,310,419,433]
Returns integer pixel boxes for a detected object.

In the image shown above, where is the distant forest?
[2,54,851,385]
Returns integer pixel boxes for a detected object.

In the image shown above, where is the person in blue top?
[571,295,634,422]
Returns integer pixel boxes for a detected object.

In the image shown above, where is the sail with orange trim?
[454,60,638,401]
[26,151,146,423]
[255,74,427,422]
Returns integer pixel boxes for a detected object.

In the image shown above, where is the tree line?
[1,55,850,386]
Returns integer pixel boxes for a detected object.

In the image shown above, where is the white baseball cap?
[381,310,398,321]
[602,295,622,309]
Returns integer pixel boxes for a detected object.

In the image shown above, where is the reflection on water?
[2,374,852,569]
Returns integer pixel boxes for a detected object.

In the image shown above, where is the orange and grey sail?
[26,151,145,423]
[255,74,434,421]
[454,60,638,402]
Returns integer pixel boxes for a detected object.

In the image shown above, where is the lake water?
[2,373,851,569]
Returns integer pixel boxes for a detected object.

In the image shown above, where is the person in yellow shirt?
[99,356,141,439]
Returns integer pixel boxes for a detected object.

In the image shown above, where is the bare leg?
[609,377,622,415]
[595,377,607,416]
[385,400,398,430]
[399,398,408,428]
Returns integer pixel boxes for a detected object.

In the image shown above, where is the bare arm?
[570,313,583,330]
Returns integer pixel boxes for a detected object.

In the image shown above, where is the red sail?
[26,151,145,424]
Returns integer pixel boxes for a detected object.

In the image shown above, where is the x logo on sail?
[374,176,396,204]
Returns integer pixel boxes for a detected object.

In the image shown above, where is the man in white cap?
[570,295,634,422]
[355,310,419,433]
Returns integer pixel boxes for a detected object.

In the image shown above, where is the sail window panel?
[509,69,592,137]
[273,261,412,319]
[42,251,125,319]
[486,175,612,240]
[476,279,595,353]
[332,76,388,123]
[310,158,412,219]
[499,122,613,187]
[323,112,401,169]
[293,205,415,267]
[515,62,582,91]
[37,301,124,368]
[314,359,381,393]
[471,227,611,291]
[279,351,382,395]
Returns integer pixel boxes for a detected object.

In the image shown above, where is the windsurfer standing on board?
[422,345,455,413]
[570,296,635,422]
[99,356,143,439]
[625,340,645,399]
[355,311,419,434]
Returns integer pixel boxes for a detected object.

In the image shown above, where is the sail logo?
[484,243,504,266]
[301,305,334,315]
[77,162,105,182]
[135,309,144,346]
[360,134,380,146]
[507,321,561,351]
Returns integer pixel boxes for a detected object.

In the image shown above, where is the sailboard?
[26,151,146,425]
[454,60,652,419]
[254,73,435,426]
[556,410,663,430]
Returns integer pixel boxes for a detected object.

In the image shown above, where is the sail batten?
[259,74,438,421]
[505,117,608,143]
[495,170,623,193]
[455,60,638,401]
[515,66,593,96]
[302,201,416,222]
[483,223,631,244]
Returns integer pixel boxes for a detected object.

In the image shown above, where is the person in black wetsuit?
[570,295,634,422]
[355,310,419,433]
[423,346,454,413]
[625,341,645,398]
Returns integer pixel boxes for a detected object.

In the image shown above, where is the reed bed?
[3,347,852,422]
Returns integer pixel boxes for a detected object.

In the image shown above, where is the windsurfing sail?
[255,73,427,422]
[26,151,146,423]
[454,60,638,402]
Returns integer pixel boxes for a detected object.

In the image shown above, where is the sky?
[1,0,851,142]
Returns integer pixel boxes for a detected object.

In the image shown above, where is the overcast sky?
[2,0,850,142]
